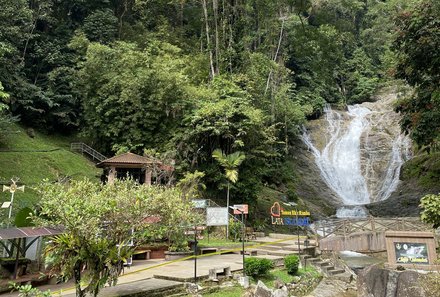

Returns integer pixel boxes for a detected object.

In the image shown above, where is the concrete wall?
[319,231,386,252]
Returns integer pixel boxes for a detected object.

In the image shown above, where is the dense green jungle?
[0,0,439,222]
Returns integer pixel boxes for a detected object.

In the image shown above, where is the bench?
[200,247,218,255]
[132,249,151,260]
[208,266,232,281]
[240,249,257,256]
[245,227,257,241]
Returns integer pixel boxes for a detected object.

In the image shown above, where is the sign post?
[269,201,311,256]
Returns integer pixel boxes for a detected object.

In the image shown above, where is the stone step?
[323,265,336,272]
[268,233,308,240]
[256,245,284,251]
[328,268,346,275]
[316,261,331,267]
[266,250,299,257]
[306,257,320,263]
[252,249,269,255]
[253,239,292,247]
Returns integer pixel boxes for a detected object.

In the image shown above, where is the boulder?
[357,265,426,297]
[254,280,273,297]
[396,271,425,297]
[273,286,288,297]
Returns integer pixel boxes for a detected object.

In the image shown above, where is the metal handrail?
[70,142,107,162]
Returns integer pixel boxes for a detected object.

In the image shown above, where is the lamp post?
[229,206,245,276]
[283,202,301,256]
[194,224,198,285]
[2,178,24,279]
[2,179,25,227]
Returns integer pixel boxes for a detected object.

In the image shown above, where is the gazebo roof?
[96,152,173,171]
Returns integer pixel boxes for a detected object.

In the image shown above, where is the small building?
[96,152,174,185]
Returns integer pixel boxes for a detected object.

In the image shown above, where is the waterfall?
[301,103,411,217]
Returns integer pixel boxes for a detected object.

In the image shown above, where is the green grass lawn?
[199,286,244,297]
[0,124,101,222]
[250,266,320,288]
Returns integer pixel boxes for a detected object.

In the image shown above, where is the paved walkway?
[2,253,254,296]
[2,236,304,296]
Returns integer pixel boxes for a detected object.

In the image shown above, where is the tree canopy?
[33,179,198,297]
[0,0,438,206]
[394,0,440,149]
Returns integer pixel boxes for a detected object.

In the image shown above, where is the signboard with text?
[394,242,429,265]
[269,202,310,226]
[206,207,228,226]
[233,204,248,215]
[192,199,208,208]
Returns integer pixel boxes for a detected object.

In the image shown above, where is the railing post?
[370,216,376,232]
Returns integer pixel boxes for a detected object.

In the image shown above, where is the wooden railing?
[316,217,434,252]
[315,216,431,239]
[70,143,107,163]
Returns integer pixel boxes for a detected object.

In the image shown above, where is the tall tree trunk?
[202,0,216,79]
[212,0,220,74]
[118,0,128,39]
[265,18,285,122]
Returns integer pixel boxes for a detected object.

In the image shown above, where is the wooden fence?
[316,217,434,252]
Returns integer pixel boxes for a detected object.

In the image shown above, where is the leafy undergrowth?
[252,266,320,289]
[199,286,244,297]
[401,152,440,188]
[0,124,100,222]
[253,268,296,287]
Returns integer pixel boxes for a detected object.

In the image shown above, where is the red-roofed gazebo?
[96,152,174,185]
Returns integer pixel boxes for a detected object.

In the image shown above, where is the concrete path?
[64,278,183,297]
[2,253,254,296]
[2,236,298,296]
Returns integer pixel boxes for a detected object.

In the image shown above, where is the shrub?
[229,218,242,242]
[284,255,300,275]
[244,257,274,277]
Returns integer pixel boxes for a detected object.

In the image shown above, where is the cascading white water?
[302,104,371,205]
[301,103,411,218]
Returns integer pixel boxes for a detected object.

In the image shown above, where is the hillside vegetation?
[0,0,438,218]
[0,124,100,222]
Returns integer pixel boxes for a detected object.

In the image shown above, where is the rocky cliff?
[293,87,440,217]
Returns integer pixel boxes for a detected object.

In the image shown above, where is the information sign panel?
[394,242,429,265]
[233,204,248,215]
[192,199,207,208]
[206,207,228,226]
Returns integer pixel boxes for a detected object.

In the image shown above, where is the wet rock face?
[361,91,411,203]
[301,87,411,209]
[357,265,425,297]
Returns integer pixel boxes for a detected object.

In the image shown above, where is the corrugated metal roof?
[0,227,63,240]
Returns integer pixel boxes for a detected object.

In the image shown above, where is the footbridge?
[315,217,434,253]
